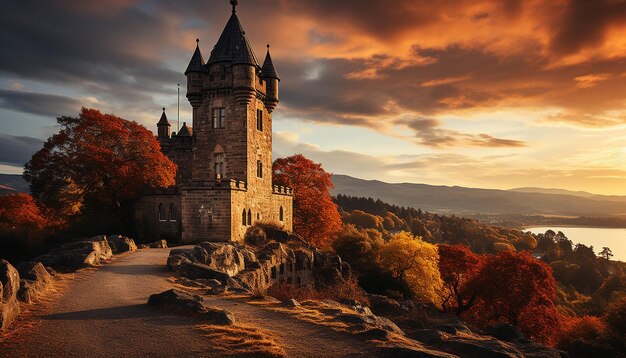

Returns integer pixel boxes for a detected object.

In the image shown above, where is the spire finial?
[230,0,238,13]
[196,38,199,45]
[162,107,165,112]
[267,44,270,50]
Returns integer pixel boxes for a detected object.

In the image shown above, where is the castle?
[134,1,293,243]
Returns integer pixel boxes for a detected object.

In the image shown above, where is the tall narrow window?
[256,109,263,131]
[169,203,177,221]
[158,203,166,221]
[214,153,225,179]
[257,160,263,178]
[247,209,252,225]
[279,206,284,222]
[242,209,246,226]
[212,108,225,128]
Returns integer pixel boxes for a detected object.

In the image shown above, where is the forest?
[333,194,626,354]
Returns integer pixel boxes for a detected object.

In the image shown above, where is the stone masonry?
[134,2,293,243]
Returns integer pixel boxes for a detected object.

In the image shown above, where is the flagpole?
[177,83,180,132]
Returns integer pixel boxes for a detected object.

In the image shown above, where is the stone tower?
[134,0,293,243]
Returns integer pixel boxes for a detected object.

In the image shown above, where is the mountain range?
[330,174,626,217]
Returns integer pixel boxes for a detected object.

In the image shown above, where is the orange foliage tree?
[272,154,342,247]
[437,244,483,317]
[24,108,176,224]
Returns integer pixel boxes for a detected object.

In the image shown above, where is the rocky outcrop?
[107,235,137,254]
[35,236,113,272]
[0,260,20,331]
[16,261,53,303]
[148,240,168,248]
[167,236,349,294]
[147,289,235,325]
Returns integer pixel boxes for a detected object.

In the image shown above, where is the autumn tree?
[272,154,342,247]
[378,232,443,303]
[0,194,49,261]
[437,244,483,317]
[24,108,176,230]
[467,251,562,344]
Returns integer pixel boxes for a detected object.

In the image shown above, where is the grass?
[196,323,286,357]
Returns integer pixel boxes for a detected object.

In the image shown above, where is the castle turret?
[157,108,171,141]
[261,44,279,113]
[185,39,207,108]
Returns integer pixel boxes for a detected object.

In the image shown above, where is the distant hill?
[0,174,29,194]
[509,187,598,198]
[331,174,626,216]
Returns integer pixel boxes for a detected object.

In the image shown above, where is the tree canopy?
[24,108,176,221]
[273,154,341,247]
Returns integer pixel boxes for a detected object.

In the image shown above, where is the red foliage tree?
[437,244,483,317]
[272,154,342,247]
[24,108,176,222]
[467,251,562,344]
[0,194,47,233]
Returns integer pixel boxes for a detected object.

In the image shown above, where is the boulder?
[167,248,193,271]
[138,244,148,249]
[148,289,235,325]
[16,261,53,303]
[36,237,113,272]
[367,294,404,316]
[334,312,404,335]
[107,235,137,253]
[177,262,230,283]
[282,298,300,307]
[148,240,168,248]
[0,260,21,331]
[193,242,245,277]
[487,323,529,343]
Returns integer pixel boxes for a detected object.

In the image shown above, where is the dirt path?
[0,248,377,357]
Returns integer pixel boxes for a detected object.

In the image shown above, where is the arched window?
[168,203,176,221]
[257,213,260,220]
[279,206,284,222]
[247,209,252,226]
[242,209,246,226]
[158,203,166,221]
[256,160,263,178]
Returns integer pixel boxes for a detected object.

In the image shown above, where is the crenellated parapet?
[272,185,293,196]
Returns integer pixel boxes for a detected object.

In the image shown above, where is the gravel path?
[0,248,377,357]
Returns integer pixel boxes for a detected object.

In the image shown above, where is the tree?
[467,251,562,343]
[599,247,614,261]
[272,154,342,247]
[378,232,443,303]
[0,194,49,261]
[437,244,483,317]
[24,108,176,229]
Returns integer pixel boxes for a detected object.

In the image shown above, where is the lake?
[524,226,626,262]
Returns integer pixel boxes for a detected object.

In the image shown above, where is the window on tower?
[212,108,225,128]
[257,160,263,178]
[256,109,263,131]
[214,153,225,179]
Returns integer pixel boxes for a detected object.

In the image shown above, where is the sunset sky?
[1,0,626,194]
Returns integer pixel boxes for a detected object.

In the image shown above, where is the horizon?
[2,0,626,195]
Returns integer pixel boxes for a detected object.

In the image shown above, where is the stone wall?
[134,190,182,243]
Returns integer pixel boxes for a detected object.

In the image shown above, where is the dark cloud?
[400,118,526,148]
[0,134,42,166]
[0,90,81,117]
[550,0,626,55]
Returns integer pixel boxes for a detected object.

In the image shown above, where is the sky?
[1,0,626,195]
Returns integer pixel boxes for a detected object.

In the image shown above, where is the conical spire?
[207,11,259,67]
[261,44,279,80]
[185,39,208,75]
[157,107,170,126]
[177,122,192,136]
